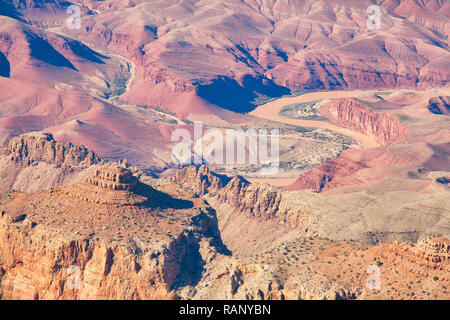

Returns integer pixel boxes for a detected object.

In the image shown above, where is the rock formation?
[0,1,449,301]
[3,132,100,168]
[288,89,450,194]
[285,151,367,192]
[173,165,227,196]
[0,164,357,300]
[0,166,226,299]
[416,237,450,265]
[310,236,449,300]
[0,160,448,299]
[319,98,408,145]
[173,166,303,227]
[87,166,138,191]
[381,238,450,268]
[0,133,102,192]
[173,165,449,247]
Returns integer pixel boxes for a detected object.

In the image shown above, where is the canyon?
[285,89,450,193]
[0,137,447,300]
[0,0,449,301]
[0,0,449,161]
[0,134,448,299]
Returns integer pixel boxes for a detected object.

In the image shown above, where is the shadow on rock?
[196,75,290,113]
[134,182,194,209]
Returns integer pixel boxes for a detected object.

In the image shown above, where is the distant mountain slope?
[0,0,448,169]
[59,0,450,112]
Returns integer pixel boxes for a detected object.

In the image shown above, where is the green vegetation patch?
[104,63,131,99]
[278,100,328,121]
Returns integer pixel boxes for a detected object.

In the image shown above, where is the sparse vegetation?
[104,64,131,98]
[279,100,328,121]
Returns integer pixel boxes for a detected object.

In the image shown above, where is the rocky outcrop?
[87,166,138,191]
[0,165,353,300]
[0,168,225,299]
[287,89,450,194]
[63,165,149,206]
[287,97,417,193]
[285,145,414,193]
[216,176,284,221]
[285,153,367,192]
[0,133,102,192]
[173,166,305,227]
[172,166,319,260]
[319,98,409,145]
[173,165,450,248]
[173,165,228,196]
[0,221,216,299]
[416,237,450,264]
[174,166,284,220]
[3,133,100,168]
[379,237,450,270]
[189,257,355,300]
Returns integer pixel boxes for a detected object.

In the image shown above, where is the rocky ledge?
[3,132,100,168]
[0,133,103,192]
[173,165,305,228]
[87,166,138,191]
[380,237,450,269]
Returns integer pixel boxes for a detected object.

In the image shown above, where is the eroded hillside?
[0,135,448,300]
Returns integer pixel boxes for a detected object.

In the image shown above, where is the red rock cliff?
[320,98,409,145]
